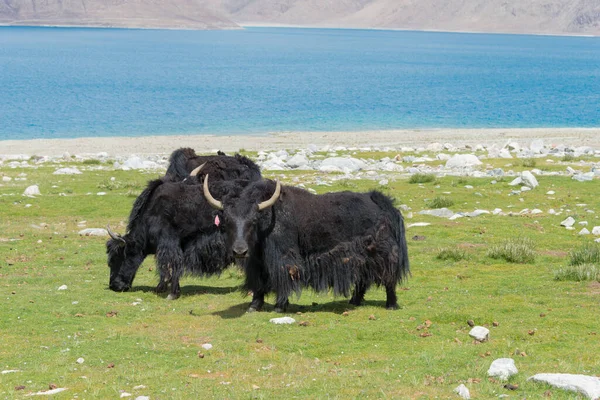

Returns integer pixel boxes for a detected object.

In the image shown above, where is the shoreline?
[2,128,600,157]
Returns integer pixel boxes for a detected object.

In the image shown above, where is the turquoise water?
[0,26,599,140]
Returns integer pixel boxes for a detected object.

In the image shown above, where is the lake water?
[0,26,599,140]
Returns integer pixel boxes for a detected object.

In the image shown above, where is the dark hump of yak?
[165,147,198,181]
[127,179,164,231]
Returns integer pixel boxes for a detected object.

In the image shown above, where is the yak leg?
[273,295,289,313]
[385,284,399,310]
[155,264,171,293]
[248,291,265,312]
[349,281,370,306]
[156,239,184,300]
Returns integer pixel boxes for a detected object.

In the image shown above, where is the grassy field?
[1,153,599,399]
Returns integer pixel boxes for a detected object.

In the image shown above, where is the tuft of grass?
[436,247,467,262]
[98,179,144,191]
[562,153,575,162]
[82,159,102,165]
[409,173,436,184]
[426,196,454,209]
[569,243,600,266]
[554,264,600,282]
[520,158,536,168]
[487,237,536,264]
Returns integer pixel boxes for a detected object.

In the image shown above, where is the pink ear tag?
[214,215,220,227]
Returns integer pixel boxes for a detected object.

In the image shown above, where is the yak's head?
[106,225,134,292]
[203,176,280,260]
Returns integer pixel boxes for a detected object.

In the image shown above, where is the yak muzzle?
[233,242,249,258]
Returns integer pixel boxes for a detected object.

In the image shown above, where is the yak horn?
[258,180,281,211]
[189,163,206,177]
[106,224,126,244]
[203,175,224,210]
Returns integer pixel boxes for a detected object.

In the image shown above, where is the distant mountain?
[0,0,239,30]
[223,0,600,35]
[1,0,599,35]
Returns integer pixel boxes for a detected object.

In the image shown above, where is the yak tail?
[165,147,197,182]
[369,191,411,283]
[127,179,164,231]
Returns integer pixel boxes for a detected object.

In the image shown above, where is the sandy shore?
[2,128,600,157]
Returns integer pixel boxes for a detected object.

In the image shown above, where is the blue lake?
[0,26,599,140]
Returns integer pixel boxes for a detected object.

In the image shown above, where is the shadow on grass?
[128,284,241,297]
[211,298,399,319]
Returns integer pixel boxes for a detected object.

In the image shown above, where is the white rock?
[449,214,464,220]
[320,157,366,173]
[269,317,296,325]
[2,176,11,182]
[561,217,576,227]
[436,153,452,161]
[419,208,454,218]
[469,326,489,342]
[508,177,522,186]
[135,397,150,400]
[1,369,21,374]
[378,179,389,186]
[426,142,444,152]
[521,186,531,192]
[58,285,68,291]
[531,209,543,214]
[547,190,555,195]
[120,393,132,398]
[592,226,600,235]
[528,373,600,400]
[445,154,482,168]
[579,228,590,235]
[498,148,512,159]
[78,228,108,237]
[201,343,213,350]
[454,383,470,399]
[23,185,41,196]
[286,154,310,169]
[488,358,518,380]
[407,223,431,228]
[530,139,545,153]
[53,167,82,175]
[132,385,147,390]
[521,171,539,188]
[465,210,490,217]
[76,357,84,364]
[548,209,556,214]
[579,221,589,226]
[27,387,68,396]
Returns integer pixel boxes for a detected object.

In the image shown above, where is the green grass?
[2,156,600,399]
[568,243,600,266]
[436,247,468,262]
[520,158,537,168]
[408,173,436,184]
[426,195,454,209]
[487,237,537,264]
[554,264,600,282]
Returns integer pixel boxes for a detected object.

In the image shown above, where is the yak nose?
[233,241,248,257]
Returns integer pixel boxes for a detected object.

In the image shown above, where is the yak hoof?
[386,304,399,310]
[166,293,179,301]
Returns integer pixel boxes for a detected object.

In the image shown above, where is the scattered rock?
[454,383,471,399]
[561,217,576,227]
[488,358,518,380]
[25,387,67,396]
[592,227,600,235]
[407,222,431,228]
[579,228,591,235]
[58,285,68,291]
[528,373,600,400]
[269,317,296,325]
[521,171,539,188]
[201,343,213,350]
[76,357,84,364]
[445,154,482,168]
[469,326,489,342]
[53,167,82,175]
[419,208,454,218]
[319,157,366,173]
[23,185,41,196]
[78,228,108,237]
[2,370,21,374]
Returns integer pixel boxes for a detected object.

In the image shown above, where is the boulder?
[319,157,366,173]
[469,326,489,342]
[560,217,575,227]
[286,154,310,169]
[528,373,600,400]
[488,358,518,380]
[508,177,522,186]
[23,185,40,196]
[530,139,545,153]
[445,154,482,168]
[592,226,600,235]
[498,148,513,159]
[521,171,539,188]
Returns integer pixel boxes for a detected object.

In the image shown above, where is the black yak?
[203,176,410,312]
[165,148,260,182]
[106,152,260,299]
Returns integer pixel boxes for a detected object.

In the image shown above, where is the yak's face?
[203,177,281,261]
[106,238,132,292]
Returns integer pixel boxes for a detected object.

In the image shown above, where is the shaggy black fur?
[216,180,410,312]
[165,148,260,182]
[107,177,255,300]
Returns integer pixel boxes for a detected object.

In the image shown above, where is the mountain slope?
[0,0,239,29]
[224,0,600,35]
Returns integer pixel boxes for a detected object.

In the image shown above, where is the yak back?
[127,178,164,232]
[165,147,260,182]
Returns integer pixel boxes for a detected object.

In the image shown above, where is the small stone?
[467,320,475,327]
[493,321,500,327]
[488,358,518,380]
[76,357,84,364]
[132,385,146,390]
[120,392,132,398]
[58,285,68,291]
[560,217,576,227]
[454,383,471,399]
[469,326,489,341]
[269,317,296,324]
[198,352,205,358]
[369,314,376,320]
[201,343,212,350]
[579,228,590,235]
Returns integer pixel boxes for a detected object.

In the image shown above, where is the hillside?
[0,0,239,30]
[223,0,600,35]
[1,0,599,35]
